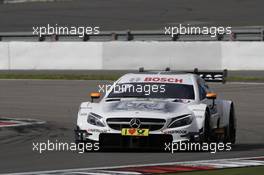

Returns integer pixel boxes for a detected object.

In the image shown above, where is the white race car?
[75,68,236,149]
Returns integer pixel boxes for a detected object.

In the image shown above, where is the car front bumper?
[74,126,203,149]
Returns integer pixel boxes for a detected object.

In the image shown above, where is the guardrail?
[0,27,264,41]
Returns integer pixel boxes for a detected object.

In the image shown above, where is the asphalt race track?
[0,80,264,173]
[1,0,264,32]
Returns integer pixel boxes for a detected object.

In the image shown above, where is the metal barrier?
[0,27,263,41]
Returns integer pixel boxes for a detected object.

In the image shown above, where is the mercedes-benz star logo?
[130,118,141,128]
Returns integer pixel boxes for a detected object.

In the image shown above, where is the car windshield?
[107,83,195,99]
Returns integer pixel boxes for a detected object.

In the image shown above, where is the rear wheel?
[224,104,236,144]
[202,110,212,143]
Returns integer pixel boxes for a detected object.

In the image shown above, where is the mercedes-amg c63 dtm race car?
[75,68,236,149]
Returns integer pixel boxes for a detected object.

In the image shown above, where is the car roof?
[117,72,196,85]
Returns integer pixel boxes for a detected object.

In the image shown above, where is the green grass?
[161,166,264,175]
[227,76,264,82]
[0,73,264,82]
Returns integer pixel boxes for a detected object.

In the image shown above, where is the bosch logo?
[144,77,183,83]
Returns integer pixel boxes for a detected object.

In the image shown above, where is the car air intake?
[106,118,166,131]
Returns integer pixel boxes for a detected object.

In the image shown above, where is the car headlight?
[87,112,105,127]
[168,114,193,128]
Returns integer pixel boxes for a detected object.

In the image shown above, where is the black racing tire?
[201,110,212,143]
[74,126,81,143]
[229,104,236,144]
[74,126,100,151]
[224,104,236,144]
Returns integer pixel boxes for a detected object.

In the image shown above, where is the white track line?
[71,172,110,175]
[100,170,142,175]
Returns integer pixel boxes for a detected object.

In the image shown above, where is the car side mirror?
[206,92,217,107]
[206,92,217,100]
[90,92,101,102]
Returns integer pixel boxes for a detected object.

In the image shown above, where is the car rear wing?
[138,67,228,83]
[190,68,228,83]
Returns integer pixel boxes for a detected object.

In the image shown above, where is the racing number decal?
[121,128,149,136]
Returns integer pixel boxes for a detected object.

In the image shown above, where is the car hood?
[98,99,193,118]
